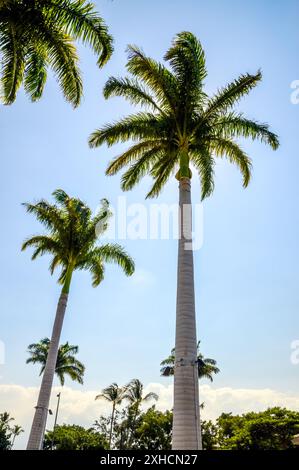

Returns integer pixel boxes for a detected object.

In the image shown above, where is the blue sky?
[0,0,299,438]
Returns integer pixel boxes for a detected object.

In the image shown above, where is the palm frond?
[121,146,163,191]
[0,22,25,104]
[213,112,279,150]
[93,244,135,276]
[205,71,262,117]
[165,31,207,107]
[126,45,178,112]
[24,45,48,101]
[46,0,113,66]
[89,113,164,148]
[211,138,252,187]
[103,76,162,112]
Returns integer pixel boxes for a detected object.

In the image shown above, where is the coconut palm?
[22,189,134,450]
[95,383,126,449]
[89,32,279,449]
[27,338,85,386]
[161,341,220,381]
[0,0,113,106]
[124,378,158,448]
[10,425,24,449]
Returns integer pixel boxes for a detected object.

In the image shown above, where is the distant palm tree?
[0,0,113,106]
[0,412,14,429]
[89,31,279,449]
[95,383,126,449]
[27,338,85,386]
[161,342,220,381]
[22,189,134,450]
[124,378,158,448]
[10,425,24,449]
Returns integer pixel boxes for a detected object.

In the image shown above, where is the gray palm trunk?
[109,403,116,449]
[172,178,202,450]
[27,292,68,450]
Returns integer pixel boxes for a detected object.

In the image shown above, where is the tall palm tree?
[95,383,126,449]
[89,32,279,449]
[161,341,220,381]
[26,338,85,386]
[22,189,134,450]
[124,378,158,448]
[0,0,113,106]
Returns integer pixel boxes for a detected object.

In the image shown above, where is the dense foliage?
[0,412,23,450]
[44,424,108,450]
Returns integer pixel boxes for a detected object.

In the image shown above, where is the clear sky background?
[0,0,299,448]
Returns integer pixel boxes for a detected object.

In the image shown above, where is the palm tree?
[0,0,113,106]
[22,189,134,450]
[124,378,158,448]
[10,425,24,449]
[89,32,279,449]
[26,338,85,386]
[95,383,126,449]
[161,341,220,381]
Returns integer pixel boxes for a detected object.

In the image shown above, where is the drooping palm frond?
[0,0,113,105]
[103,76,162,112]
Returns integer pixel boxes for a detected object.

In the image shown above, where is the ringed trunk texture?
[27,292,69,450]
[172,178,202,450]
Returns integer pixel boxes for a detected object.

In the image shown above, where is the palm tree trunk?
[172,177,202,450]
[26,291,69,450]
[109,403,115,449]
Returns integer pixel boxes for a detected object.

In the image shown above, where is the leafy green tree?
[95,383,126,449]
[133,406,172,450]
[201,420,218,450]
[27,338,85,386]
[89,31,279,449]
[217,407,299,450]
[0,0,113,106]
[44,424,108,450]
[23,190,134,450]
[161,341,219,381]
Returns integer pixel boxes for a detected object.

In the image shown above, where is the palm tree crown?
[124,379,158,407]
[22,189,135,291]
[26,338,85,386]
[0,0,113,106]
[89,31,279,199]
[160,341,220,381]
[95,383,126,406]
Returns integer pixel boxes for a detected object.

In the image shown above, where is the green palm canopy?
[0,0,113,106]
[22,189,135,290]
[160,341,220,381]
[26,338,85,386]
[89,31,279,199]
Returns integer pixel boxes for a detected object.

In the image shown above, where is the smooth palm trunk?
[27,292,69,450]
[172,177,202,450]
[109,404,115,449]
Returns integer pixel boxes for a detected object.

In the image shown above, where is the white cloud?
[2,382,299,449]
[130,269,155,286]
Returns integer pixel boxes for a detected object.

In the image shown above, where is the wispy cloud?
[130,269,156,287]
[2,383,299,449]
